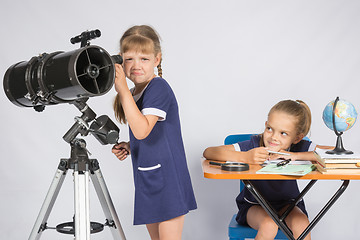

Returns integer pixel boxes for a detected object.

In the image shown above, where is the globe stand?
[326,133,353,155]
[326,96,353,155]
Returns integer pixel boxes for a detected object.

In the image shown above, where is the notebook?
[257,163,315,176]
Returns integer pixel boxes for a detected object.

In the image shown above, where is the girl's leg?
[247,206,279,240]
[146,222,160,240]
[146,215,185,240]
[284,206,311,240]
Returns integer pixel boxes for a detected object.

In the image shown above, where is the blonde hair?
[269,99,312,136]
[114,25,162,124]
[259,99,311,147]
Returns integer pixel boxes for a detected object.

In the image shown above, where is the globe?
[322,97,358,154]
[322,98,357,132]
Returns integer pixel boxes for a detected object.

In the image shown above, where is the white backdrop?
[1,0,360,239]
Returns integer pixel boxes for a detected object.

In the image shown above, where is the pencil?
[267,150,291,156]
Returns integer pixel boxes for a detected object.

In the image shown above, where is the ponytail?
[157,58,163,78]
[113,94,126,124]
[295,100,312,136]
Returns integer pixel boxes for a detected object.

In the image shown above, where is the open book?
[257,162,315,176]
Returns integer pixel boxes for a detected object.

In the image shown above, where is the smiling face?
[263,111,303,152]
[122,50,161,91]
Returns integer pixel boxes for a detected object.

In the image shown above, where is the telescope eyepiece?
[111,55,123,65]
[70,29,101,45]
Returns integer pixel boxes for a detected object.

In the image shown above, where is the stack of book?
[314,148,360,174]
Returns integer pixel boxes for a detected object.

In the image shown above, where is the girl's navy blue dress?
[129,77,197,225]
[235,135,315,226]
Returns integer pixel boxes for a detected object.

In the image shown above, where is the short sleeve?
[237,140,254,152]
[308,141,317,151]
[291,139,315,152]
[141,78,171,121]
[233,143,241,152]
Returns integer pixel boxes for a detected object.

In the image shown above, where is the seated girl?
[203,99,324,240]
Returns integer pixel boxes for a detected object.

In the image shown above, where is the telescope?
[3,29,123,145]
[3,30,127,240]
[3,29,122,112]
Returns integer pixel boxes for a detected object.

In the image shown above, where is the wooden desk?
[202,160,360,180]
[202,160,358,240]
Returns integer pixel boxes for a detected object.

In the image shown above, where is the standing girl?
[112,25,197,240]
[203,100,318,240]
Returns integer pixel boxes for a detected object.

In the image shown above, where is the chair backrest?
[225,134,310,145]
[224,134,254,145]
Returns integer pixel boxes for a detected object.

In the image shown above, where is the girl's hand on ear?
[114,63,128,93]
[112,141,130,161]
[246,147,269,164]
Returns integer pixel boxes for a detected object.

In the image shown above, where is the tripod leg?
[74,169,91,240]
[90,162,126,240]
[29,162,67,240]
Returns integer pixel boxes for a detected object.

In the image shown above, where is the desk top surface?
[202,160,360,180]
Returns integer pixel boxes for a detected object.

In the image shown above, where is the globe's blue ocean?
[322,99,357,132]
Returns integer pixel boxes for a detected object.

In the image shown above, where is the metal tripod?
[28,138,126,240]
[28,99,126,240]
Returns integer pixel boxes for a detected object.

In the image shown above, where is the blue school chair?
[224,134,287,240]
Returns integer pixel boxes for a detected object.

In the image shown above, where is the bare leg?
[146,215,185,240]
[284,206,311,240]
[247,205,311,240]
[247,206,278,240]
[146,222,160,240]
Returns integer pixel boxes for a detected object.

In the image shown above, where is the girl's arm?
[203,145,269,164]
[116,90,158,139]
[114,64,158,140]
